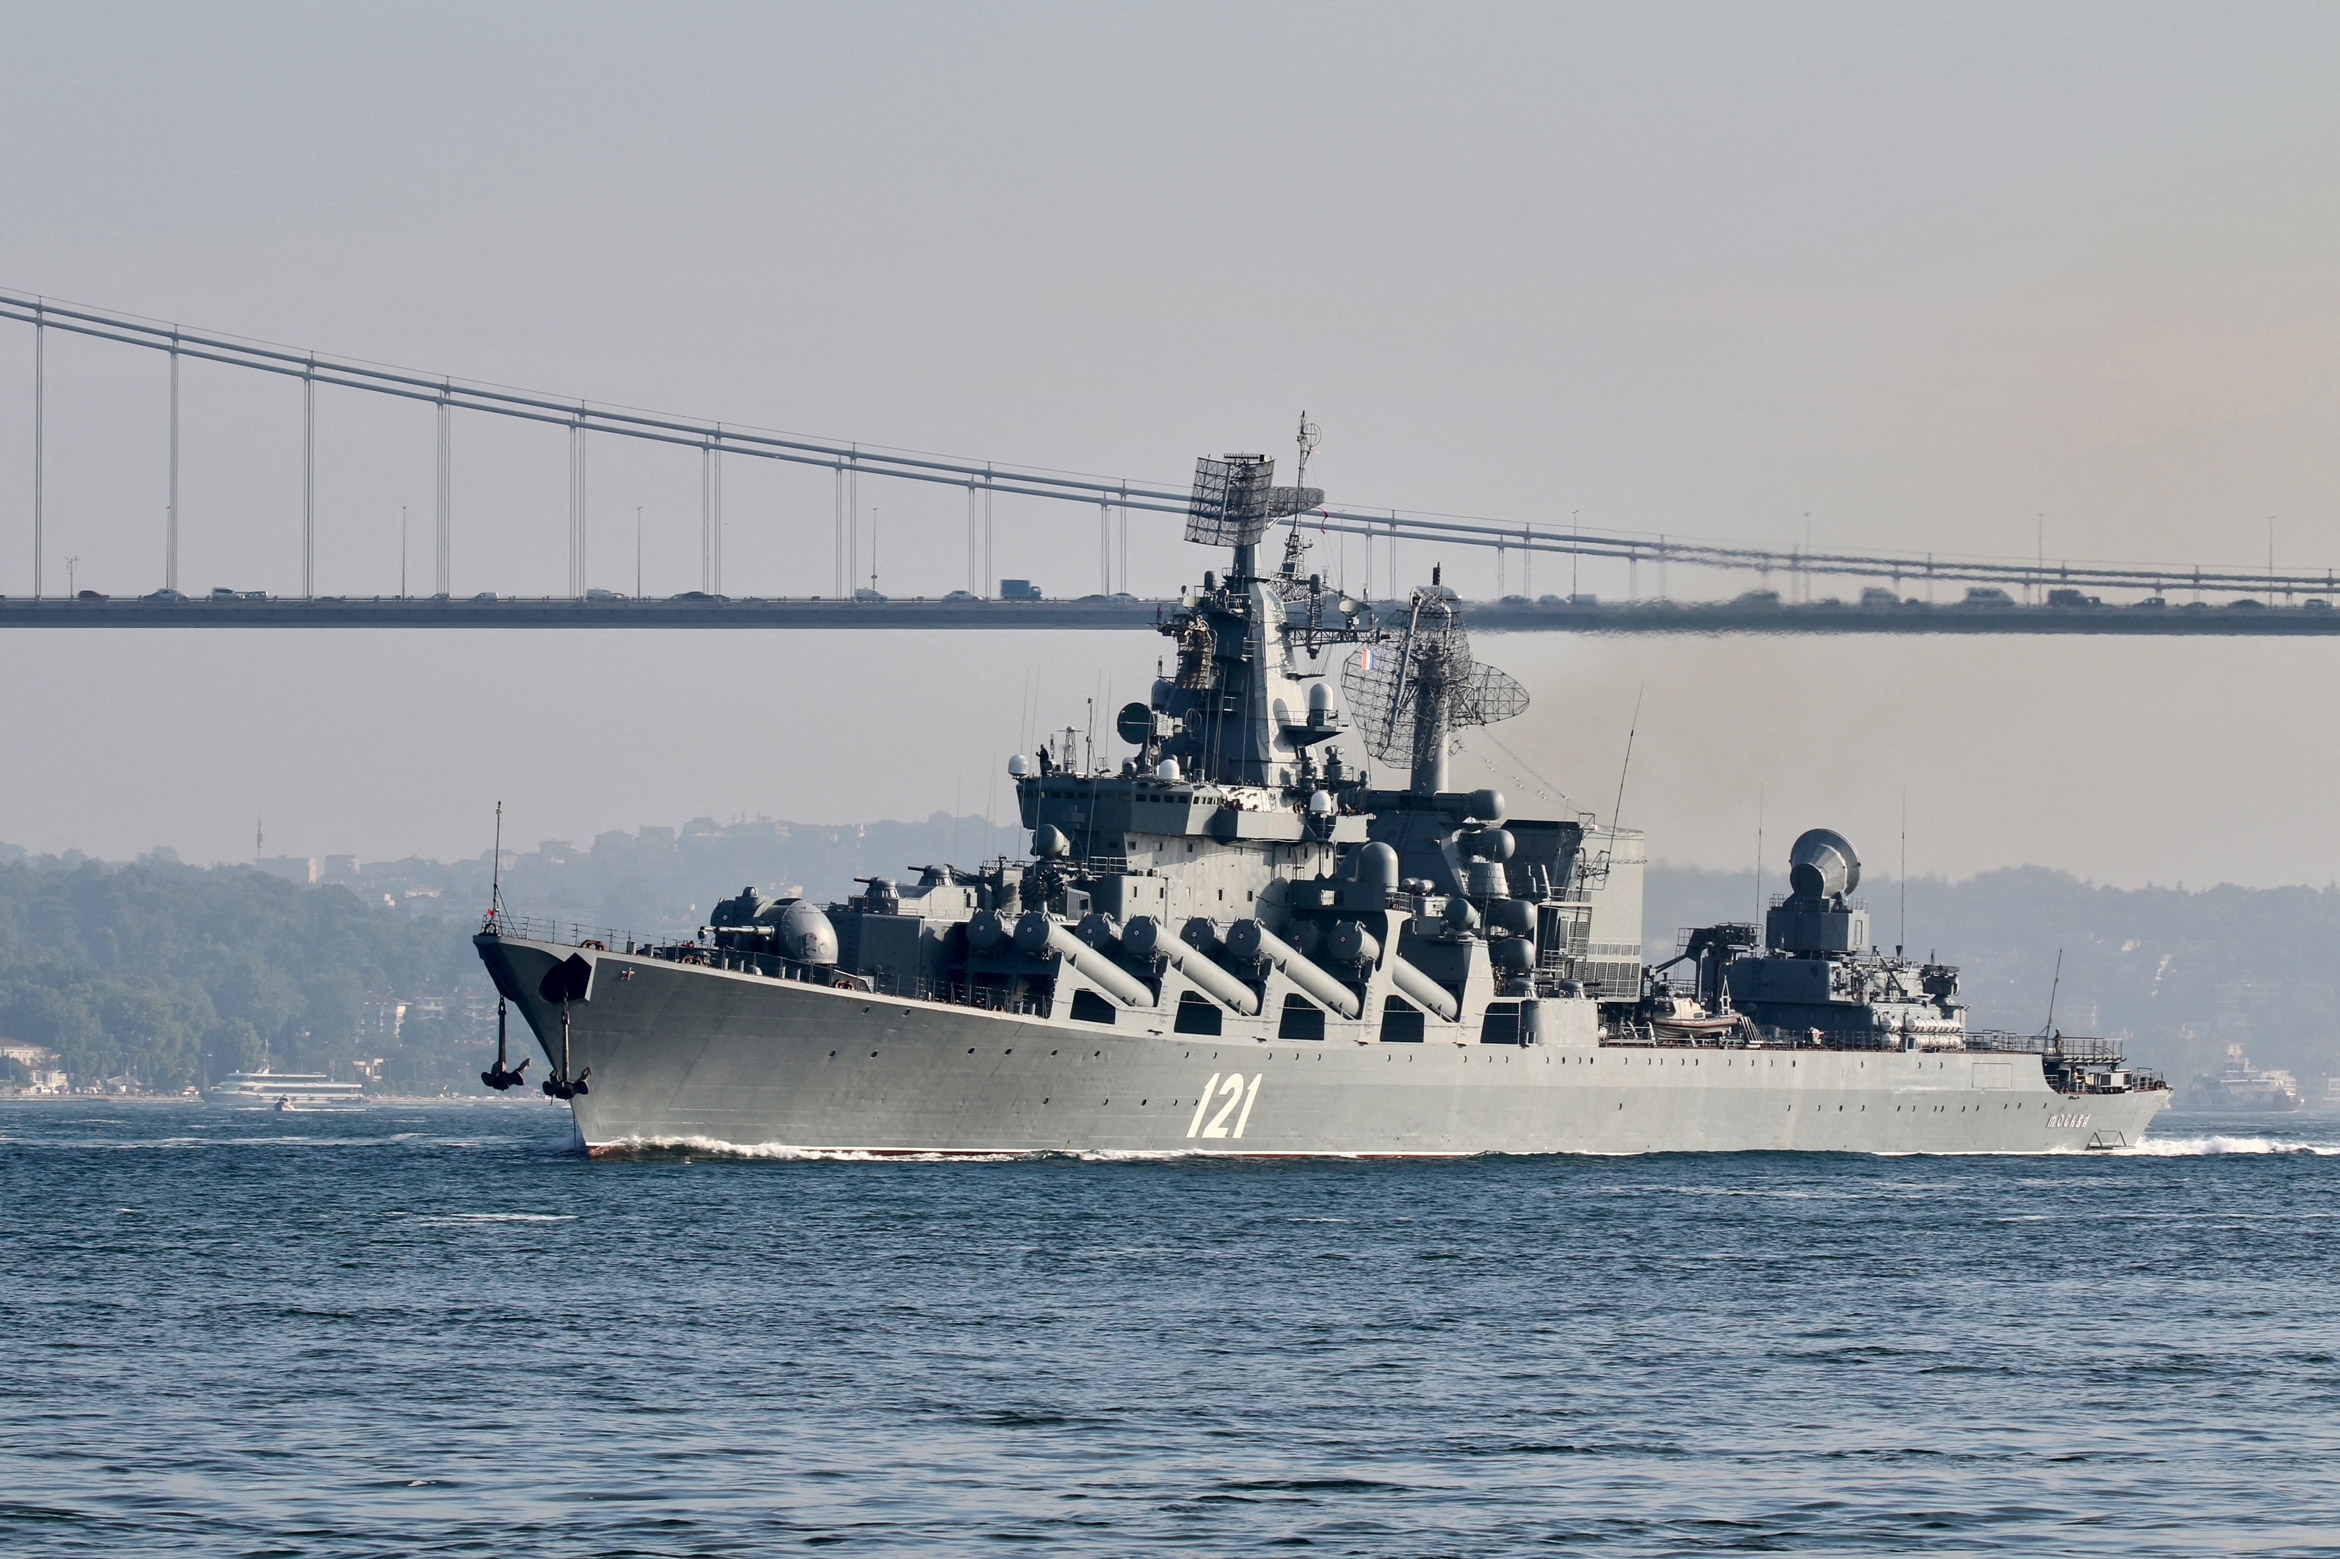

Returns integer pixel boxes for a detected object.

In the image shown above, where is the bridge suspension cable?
[6,287,2330,602]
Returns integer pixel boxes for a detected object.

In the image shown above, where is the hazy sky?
[3,2,2339,886]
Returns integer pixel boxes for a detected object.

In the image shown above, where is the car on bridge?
[1961,587,2016,607]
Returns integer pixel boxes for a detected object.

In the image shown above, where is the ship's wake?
[2117,1132,2340,1156]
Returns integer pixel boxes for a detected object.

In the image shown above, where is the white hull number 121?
[1185,1073,1263,1140]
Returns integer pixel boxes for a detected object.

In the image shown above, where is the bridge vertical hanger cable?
[434,384,451,597]
[712,430,723,595]
[166,330,179,593]
[30,303,41,600]
[983,469,993,598]
[701,441,713,593]
[301,359,314,598]
[831,462,844,597]
[965,482,977,595]
[567,413,587,598]
[1100,496,1111,594]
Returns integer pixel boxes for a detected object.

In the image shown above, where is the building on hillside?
[257,856,318,885]
[359,997,408,1045]
[0,1040,68,1094]
[357,992,497,1045]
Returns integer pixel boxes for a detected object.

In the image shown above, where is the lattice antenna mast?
[1411,591,1464,794]
[1389,590,1434,786]
[1341,570,1530,795]
[1273,413,1327,591]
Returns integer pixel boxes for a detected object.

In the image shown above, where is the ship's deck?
[482,915,2167,1092]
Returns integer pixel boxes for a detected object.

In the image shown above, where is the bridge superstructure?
[6,288,2334,632]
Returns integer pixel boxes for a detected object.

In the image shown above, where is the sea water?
[3,1099,2338,1556]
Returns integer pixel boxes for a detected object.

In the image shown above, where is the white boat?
[207,1070,366,1108]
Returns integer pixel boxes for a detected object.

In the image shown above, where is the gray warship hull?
[480,935,2168,1155]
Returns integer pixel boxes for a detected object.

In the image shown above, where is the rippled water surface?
[5,1100,2340,1557]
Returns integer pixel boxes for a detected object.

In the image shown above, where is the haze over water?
[8,5,2340,888]
[5,1100,2338,1556]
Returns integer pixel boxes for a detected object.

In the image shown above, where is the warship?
[475,445,2170,1155]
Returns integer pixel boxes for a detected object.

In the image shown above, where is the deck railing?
[482,911,656,951]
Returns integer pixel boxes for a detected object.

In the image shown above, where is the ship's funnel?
[1787,828,1860,902]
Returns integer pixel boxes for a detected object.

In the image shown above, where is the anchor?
[479,997,531,1091]
[536,953,593,1099]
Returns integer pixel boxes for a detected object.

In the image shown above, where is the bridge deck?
[6,595,2338,634]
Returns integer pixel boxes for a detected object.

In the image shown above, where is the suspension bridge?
[5,288,2335,635]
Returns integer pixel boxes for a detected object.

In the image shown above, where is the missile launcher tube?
[1327,921,1381,965]
[1123,915,1262,1016]
[1014,911,1150,1008]
[1226,919,1362,1020]
[1390,955,1462,1023]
